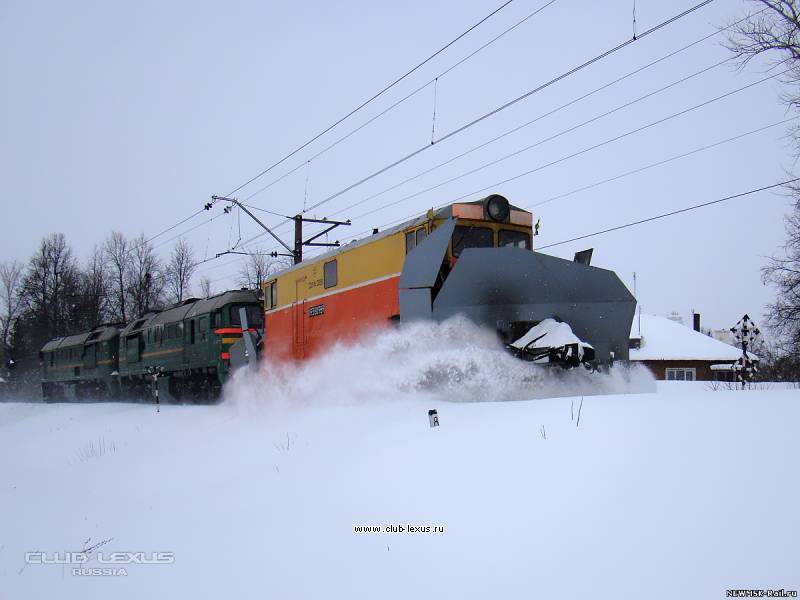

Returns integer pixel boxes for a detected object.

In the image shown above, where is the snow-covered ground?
[1,320,798,599]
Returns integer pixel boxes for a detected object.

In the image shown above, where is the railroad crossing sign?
[730,314,760,389]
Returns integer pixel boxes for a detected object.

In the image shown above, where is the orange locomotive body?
[258,194,635,368]
[261,197,533,362]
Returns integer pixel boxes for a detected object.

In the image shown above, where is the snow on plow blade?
[508,318,595,367]
[399,219,636,365]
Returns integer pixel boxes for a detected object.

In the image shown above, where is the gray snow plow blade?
[400,231,635,362]
[229,332,259,372]
[398,218,456,319]
[229,307,260,373]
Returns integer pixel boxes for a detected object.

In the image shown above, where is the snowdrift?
[0,319,797,598]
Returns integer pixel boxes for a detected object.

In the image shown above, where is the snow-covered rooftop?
[630,313,757,362]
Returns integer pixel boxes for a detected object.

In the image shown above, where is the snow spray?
[223,315,655,409]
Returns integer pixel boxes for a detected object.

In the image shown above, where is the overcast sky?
[1,0,794,333]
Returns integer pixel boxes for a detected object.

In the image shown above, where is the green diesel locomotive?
[40,289,262,402]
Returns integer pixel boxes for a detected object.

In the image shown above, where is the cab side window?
[405,231,416,254]
[324,260,338,289]
[406,228,427,254]
[266,281,278,310]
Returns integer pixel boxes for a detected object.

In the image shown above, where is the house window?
[666,368,696,381]
[324,260,338,289]
[416,228,427,245]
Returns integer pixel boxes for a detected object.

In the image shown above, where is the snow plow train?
[40,195,636,401]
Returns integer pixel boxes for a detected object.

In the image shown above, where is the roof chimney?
[693,312,701,333]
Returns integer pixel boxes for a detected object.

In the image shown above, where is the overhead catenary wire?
[528,116,800,209]
[236,2,729,252]
[444,67,788,204]
[536,178,799,249]
[210,114,794,288]
[172,4,763,261]
[144,210,206,247]
[241,204,294,220]
[111,0,534,265]
[119,1,763,263]
[342,66,787,225]
[197,5,790,286]
[301,0,717,214]
[151,214,222,252]
[213,169,792,286]
[323,12,765,219]
[240,0,559,205]
[116,0,769,283]
[237,67,784,261]
[224,0,520,199]
[341,54,739,221]
[199,1,559,254]
[294,117,797,251]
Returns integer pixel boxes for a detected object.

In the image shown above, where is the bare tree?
[237,250,289,290]
[763,182,800,354]
[78,245,111,329]
[165,238,197,303]
[726,1,800,141]
[0,260,24,349]
[19,233,81,340]
[103,231,131,323]
[199,276,212,299]
[727,2,800,359]
[726,3,800,75]
[126,234,165,317]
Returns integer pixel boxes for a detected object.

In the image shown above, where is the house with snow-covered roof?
[629,313,758,381]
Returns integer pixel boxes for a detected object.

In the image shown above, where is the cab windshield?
[230,305,264,328]
[499,229,531,250]
[451,225,493,257]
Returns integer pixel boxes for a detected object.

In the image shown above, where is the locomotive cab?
[448,194,533,259]
[398,194,635,367]
[402,195,534,266]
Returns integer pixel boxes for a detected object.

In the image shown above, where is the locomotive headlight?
[485,194,510,222]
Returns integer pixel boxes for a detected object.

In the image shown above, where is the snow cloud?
[224,316,656,411]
